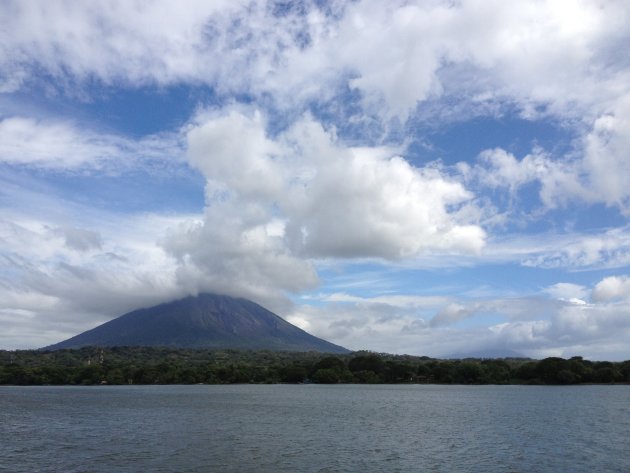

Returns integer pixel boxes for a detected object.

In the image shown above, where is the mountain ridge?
[44,293,349,354]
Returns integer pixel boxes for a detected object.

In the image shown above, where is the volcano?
[44,293,348,353]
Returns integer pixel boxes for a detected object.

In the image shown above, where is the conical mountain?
[44,293,349,353]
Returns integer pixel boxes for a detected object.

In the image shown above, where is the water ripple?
[1,384,629,473]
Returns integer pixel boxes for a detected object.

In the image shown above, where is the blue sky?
[2,0,630,359]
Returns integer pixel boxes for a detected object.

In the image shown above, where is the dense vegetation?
[1,347,629,386]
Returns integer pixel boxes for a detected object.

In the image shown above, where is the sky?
[1,0,630,360]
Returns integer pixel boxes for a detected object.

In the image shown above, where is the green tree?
[384,361,415,383]
[348,354,384,374]
[352,370,382,383]
[454,362,483,384]
[430,361,455,383]
[536,357,571,384]
[311,368,341,383]
[556,369,576,385]
[310,356,351,383]
[480,360,511,384]
[280,364,307,383]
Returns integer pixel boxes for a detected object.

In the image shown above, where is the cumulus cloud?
[187,110,284,200]
[472,147,587,209]
[282,120,486,257]
[160,109,486,304]
[583,94,630,211]
[202,110,482,257]
[468,92,630,215]
[592,275,630,302]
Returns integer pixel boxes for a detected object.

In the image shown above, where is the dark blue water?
[1,384,628,472]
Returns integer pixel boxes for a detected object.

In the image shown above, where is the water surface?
[1,384,628,472]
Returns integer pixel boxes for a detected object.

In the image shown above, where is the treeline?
[1,347,629,386]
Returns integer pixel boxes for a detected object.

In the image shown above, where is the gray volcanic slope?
[44,293,349,353]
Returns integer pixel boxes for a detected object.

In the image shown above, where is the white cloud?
[284,119,486,257]
[329,1,449,119]
[469,92,630,215]
[160,109,486,305]
[193,110,484,258]
[4,0,628,121]
[0,0,242,91]
[161,212,319,312]
[314,0,628,120]
[453,0,627,117]
[592,275,630,302]
[287,297,550,357]
[486,320,552,355]
[473,147,587,209]
[0,116,184,171]
[519,227,630,270]
[291,277,630,360]
[187,110,284,200]
[55,226,103,252]
[4,2,629,223]
[286,301,430,353]
[544,283,588,302]
[271,0,629,121]
[476,148,541,192]
[583,93,630,211]
[0,201,197,348]
[317,292,449,309]
[0,117,116,169]
[430,303,472,327]
[474,225,630,272]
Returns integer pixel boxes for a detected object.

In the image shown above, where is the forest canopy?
[1,348,628,386]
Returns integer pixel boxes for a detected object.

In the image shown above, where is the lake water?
[1,384,628,472]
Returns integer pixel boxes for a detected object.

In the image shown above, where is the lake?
[1,384,628,472]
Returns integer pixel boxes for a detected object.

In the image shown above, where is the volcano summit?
[45,293,348,354]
